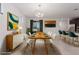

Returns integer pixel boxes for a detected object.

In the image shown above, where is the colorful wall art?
[45,20,56,27]
[7,12,19,30]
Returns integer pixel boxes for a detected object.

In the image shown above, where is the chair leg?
[73,38,75,46]
[73,37,79,46]
[66,36,69,43]
[77,37,79,46]
[68,38,71,44]
[65,36,67,42]
[64,36,66,42]
[72,38,74,44]
[73,38,78,46]
[70,37,74,44]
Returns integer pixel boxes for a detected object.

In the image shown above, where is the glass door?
[30,20,43,34]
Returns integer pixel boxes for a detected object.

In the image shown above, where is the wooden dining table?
[28,32,51,55]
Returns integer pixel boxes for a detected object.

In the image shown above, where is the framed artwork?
[45,20,56,27]
[7,12,19,30]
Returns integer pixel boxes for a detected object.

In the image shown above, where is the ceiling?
[13,3,79,18]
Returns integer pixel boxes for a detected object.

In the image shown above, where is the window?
[0,3,1,13]
[0,3,3,14]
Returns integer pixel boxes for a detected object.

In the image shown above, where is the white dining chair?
[24,34,34,48]
[29,32,32,36]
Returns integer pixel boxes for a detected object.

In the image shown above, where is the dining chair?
[47,32,52,36]
[29,32,32,36]
[24,34,34,48]
[45,32,53,47]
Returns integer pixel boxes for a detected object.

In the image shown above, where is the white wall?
[43,18,70,35]
[0,3,27,52]
[43,18,69,33]
[25,18,70,34]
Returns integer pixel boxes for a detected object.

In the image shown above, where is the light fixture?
[35,4,44,19]
[19,26,22,30]
[16,25,22,33]
[35,12,44,18]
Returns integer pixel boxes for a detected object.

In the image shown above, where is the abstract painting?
[45,20,56,27]
[7,12,19,30]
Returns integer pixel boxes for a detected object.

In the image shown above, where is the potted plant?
[26,28,31,35]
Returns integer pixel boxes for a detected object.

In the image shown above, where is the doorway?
[30,20,43,34]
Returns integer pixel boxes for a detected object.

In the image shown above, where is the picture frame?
[7,12,19,30]
[45,20,56,27]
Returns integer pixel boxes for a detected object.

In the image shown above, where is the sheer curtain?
[0,3,3,14]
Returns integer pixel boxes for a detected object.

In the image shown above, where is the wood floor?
[10,40,61,55]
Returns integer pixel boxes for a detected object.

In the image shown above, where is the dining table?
[28,32,52,55]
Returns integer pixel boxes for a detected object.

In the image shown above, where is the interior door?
[30,20,43,34]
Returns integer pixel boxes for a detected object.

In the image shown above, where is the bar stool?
[58,30,63,39]
[59,30,62,36]
[62,31,68,41]
[68,32,78,45]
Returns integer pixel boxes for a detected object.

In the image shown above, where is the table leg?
[44,39,48,54]
[32,39,36,55]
